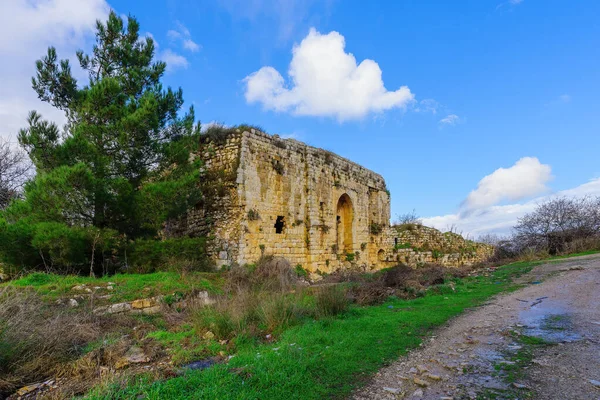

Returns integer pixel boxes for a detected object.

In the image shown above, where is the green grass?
[4,271,222,303]
[147,324,225,365]
[549,249,600,260]
[87,262,534,400]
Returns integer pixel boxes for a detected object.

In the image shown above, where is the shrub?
[128,237,210,273]
[247,209,260,221]
[369,222,384,235]
[416,264,446,286]
[314,286,348,317]
[253,256,297,292]
[0,287,101,396]
[295,264,309,279]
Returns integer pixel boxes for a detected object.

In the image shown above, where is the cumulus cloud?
[244,28,415,121]
[462,157,552,212]
[423,178,600,237]
[0,0,109,140]
[439,114,460,126]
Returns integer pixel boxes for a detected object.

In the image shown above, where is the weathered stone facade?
[171,129,492,272]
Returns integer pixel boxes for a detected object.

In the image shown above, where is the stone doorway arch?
[336,194,354,254]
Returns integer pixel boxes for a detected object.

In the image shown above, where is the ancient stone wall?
[164,132,243,263]
[377,224,494,268]
[235,130,390,272]
[173,128,492,272]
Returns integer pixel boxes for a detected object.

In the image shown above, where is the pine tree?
[1,12,202,273]
[17,11,200,237]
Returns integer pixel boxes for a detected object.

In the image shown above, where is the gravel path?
[351,254,600,400]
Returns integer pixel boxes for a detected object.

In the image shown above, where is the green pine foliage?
[0,12,207,275]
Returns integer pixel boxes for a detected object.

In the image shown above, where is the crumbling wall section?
[376,224,494,268]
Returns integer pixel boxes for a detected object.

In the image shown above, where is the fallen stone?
[383,387,401,394]
[416,364,429,374]
[107,285,114,290]
[412,388,424,398]
[203,331,215,340]
[115,346,150,369]
[427,373,441,381]
[68,298,79,307]
[589,379,600,388]
[72,285,86,291]
[408,367,418,374]
[413,377,429,387]
[131,297,160,309]
[512,382,529,389]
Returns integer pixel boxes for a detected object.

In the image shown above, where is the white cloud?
[439,114,460,126]
[167,22,201,53]
[463,157,552,212]
[160,49,189,72]
[423,178,600,237]
[244,28,414,121]
[0,0,109,141]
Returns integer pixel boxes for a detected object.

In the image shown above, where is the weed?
[247,209,261,221]
[370,222,384,235]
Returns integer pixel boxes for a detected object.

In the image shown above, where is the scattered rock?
[203,331,215,340]
[412,388,424,398]
[115,346,150,369]
[383,387,402,394]
[416,364,429,374]
[408,367,418,374]
[131,297,160,309]
[512,382,529,389]
[589,379,600,388]
[68,298,79,307]
[413,377,429,387]
[426,373,441,381]
[107,285,114,290]
[72,285,86,291]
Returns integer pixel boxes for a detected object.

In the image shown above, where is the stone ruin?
[167,128,493,273]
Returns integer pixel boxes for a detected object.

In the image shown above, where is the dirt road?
[352,255,600,400]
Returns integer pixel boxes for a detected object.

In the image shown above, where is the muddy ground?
[352,254,600,400]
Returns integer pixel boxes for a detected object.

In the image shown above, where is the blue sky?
[1,0,599,237]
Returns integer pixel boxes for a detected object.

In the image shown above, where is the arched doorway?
[336,194,354,254]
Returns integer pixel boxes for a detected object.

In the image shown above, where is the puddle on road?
[519,299,582,343]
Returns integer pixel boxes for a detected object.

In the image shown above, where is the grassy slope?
[5,271,222,303]
[88,262,534,400]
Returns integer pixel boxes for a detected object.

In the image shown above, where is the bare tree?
[0,138,31,209]
[514,196,600,254]
[394,209,422,226]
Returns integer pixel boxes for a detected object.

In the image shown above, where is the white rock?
[589,379,600,388]
[383,387,401,394]
[68,298,79,307]
[412,388,424,398]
